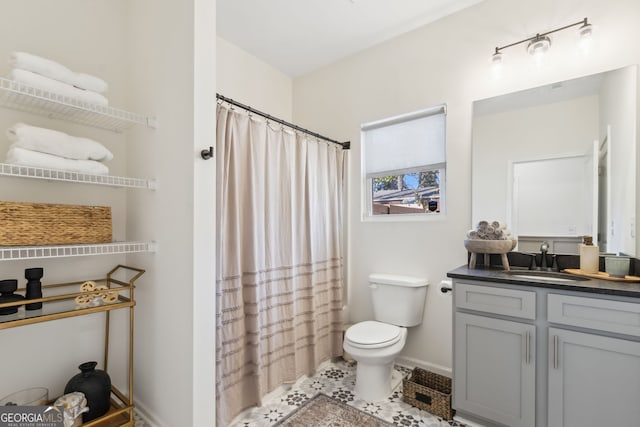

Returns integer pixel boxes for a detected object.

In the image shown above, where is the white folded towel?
[9,69,109,106]
[9,51,108,93]
[6,146,109,175]
[8,123,113,161]
[469,220,512,240]
[491,220,507,230]
[476,220,489,230]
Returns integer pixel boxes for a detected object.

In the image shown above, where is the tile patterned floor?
[229,358,466,427]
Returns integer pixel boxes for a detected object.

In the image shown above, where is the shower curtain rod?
[217,93,350,150]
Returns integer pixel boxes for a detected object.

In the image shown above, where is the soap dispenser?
[579,236,599,274]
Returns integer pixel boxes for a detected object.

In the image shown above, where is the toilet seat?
[345,321,402,349]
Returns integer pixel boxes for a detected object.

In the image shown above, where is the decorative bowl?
[605,256,630,278]
[0,387,48,406]
[464,239,517,254]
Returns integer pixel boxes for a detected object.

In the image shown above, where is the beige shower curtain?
[215,103,345,426]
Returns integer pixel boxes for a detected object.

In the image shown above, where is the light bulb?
[491,51,503,78]
[491,51,503,66]
[578,23,593,54]
[532,49,545,66]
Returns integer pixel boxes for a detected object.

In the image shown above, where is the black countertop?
[447,265,640,298]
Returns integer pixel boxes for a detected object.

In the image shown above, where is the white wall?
[217,36,293,121]
[293,0,640,373]
[126,0,215,426]
[192,1,217,425]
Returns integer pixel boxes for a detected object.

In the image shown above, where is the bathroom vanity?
[447,264,640,427]
[463,63,640,427]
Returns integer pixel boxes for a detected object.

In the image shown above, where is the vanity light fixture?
[491,17,593,66]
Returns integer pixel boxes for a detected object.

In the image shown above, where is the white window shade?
[363,108,446,176]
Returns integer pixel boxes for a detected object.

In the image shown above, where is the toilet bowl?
[344,320,407,401]
[343,273,428,401]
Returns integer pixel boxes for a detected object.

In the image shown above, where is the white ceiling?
[217,0,484,77]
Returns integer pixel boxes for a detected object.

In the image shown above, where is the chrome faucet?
[540,241,549,269]
[526,241,558,271]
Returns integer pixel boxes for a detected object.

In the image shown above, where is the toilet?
[343,273,429,401]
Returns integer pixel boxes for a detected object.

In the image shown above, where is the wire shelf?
[0,77,155,132]
[0,241,156,261]
[0,163,156,189]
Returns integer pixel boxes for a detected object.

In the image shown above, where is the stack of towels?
[5,122,113,175]
[8,51,108,106]
[467,220,513,240]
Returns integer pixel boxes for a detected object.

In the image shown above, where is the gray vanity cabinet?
[453,283,536,427]
[452,277,640,427]
[546,293,640,427]
[547,328,640,427]
[454,313,536,427]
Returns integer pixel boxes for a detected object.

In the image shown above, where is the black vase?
[64,361,111,422]
[24,267,43,310]
[0,279,25,315]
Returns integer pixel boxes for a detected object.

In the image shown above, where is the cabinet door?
[548,328,640,427]
[454,312,535,427]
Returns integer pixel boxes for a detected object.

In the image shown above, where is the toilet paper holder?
[440,279,452,294]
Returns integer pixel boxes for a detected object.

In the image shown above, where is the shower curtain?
[215,103,345,426]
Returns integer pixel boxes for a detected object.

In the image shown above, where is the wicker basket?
[0,201,112,246]
[402,368,454,420]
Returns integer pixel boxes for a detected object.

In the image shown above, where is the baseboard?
[133,397,162,427]
[394,355,452,377]
[453,414,487,427]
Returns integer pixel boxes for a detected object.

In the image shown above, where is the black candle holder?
[25,268,44,310]
[0,279,25,315]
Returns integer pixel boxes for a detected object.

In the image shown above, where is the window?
[362,105,446,219]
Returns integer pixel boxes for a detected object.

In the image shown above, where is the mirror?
[472,65,637,256]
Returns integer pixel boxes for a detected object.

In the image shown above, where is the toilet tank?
[369,273,429,327]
